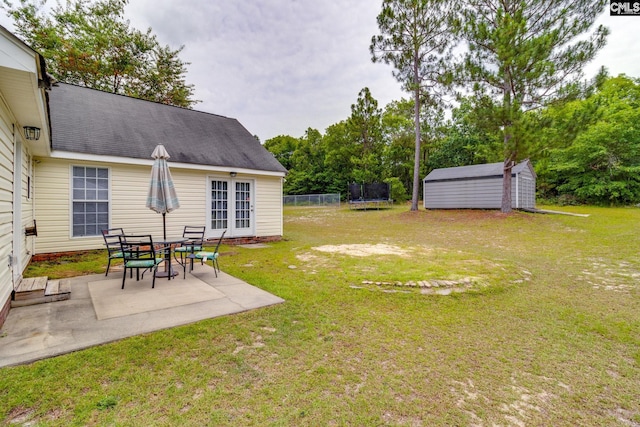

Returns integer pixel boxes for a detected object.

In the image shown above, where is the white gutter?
[48,150,286,177]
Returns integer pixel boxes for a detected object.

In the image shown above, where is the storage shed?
[423,160,536,209]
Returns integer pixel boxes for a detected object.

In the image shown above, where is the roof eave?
[46,150,287,177]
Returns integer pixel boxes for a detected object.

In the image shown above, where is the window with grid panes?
[72,166,109,237]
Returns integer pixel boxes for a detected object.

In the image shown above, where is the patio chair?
[193,230,226,277]
[174,226,205,277]
[102,228,125,276]
[118,234,164,289]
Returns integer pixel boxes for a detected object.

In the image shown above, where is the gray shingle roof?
[424,160,533,182]
[48,83,287,173]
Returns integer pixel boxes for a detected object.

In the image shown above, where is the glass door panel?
[234,181,252,233]
[210,180,228,231]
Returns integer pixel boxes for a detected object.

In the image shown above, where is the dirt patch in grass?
[577,257,640,293]
[312,243,409,257]
[298,243,517,294]
[451,372,567,427]
[6,407,35,424]
[289,243,516,295]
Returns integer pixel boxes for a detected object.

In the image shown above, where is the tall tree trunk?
[411,61,421,211]
[501,74,513,213]
[502,158,513,213]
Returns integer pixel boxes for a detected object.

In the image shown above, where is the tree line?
[267,0,623,209]
[365,0,609,212]
[266,72,640,207]
[8,0,633,207]
[3,0,197,108]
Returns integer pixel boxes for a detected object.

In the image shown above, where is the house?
[39,82,287,255]
[0,25,286,328]
[423,160,536,209]
[0,25,52,326]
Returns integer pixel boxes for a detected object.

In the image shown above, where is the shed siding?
[34,158,283,254]
[0,98,14,306]
[424,178,504,209]
[424,161,536,209]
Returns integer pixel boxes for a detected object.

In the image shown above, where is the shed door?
[519,176,535,209]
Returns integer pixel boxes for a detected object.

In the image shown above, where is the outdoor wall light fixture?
[230,172,237,177]
[23,126,41,141]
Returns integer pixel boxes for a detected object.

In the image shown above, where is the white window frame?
[70,165,111,238]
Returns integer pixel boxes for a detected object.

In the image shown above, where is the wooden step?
[13,276,48,300]
[11,278,71,308]
[45,279,71,296]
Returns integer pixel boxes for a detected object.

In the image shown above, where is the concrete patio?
[0,264,284,368]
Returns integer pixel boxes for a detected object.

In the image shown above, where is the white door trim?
[206,176,256,238]
[12,136,22,285]
[230,179,255,237]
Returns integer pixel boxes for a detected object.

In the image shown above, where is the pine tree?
[460,0,608,212]
[371,0,456,211]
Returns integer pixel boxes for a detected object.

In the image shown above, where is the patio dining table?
[154,237,187,279]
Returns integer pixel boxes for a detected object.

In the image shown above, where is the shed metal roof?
[48,82,287,173]
[424,160,534,182]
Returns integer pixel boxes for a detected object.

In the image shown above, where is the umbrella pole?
[158,212,172,277]
[163,212,167,241]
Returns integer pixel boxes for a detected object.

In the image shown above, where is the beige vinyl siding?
[34,158,283,254]
[0,100,14,303]
[35,159,204,253]
[34,158,74,253]
[254,175,283,237]
[110,165,208,239]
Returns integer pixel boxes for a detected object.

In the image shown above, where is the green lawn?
[2,205,639,426]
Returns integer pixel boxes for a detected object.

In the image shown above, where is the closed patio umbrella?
[146,144,180,240]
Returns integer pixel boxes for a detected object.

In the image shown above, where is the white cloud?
[584,13,640,79]
[123,0,404,140]
[2,2,639,141]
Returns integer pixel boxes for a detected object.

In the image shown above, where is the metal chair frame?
[193,230,226,277]
[102,227,125,276]
[174,226,206,278]
[118,234,164,289]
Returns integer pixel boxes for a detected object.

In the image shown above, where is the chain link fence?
[283,193,341,207]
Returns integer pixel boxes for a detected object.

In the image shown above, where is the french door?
[208,178,254,237]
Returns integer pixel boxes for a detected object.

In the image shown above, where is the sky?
[2,1,640,142]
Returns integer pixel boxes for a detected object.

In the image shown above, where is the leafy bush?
[540,75,640,205]
[385,177,409,203]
